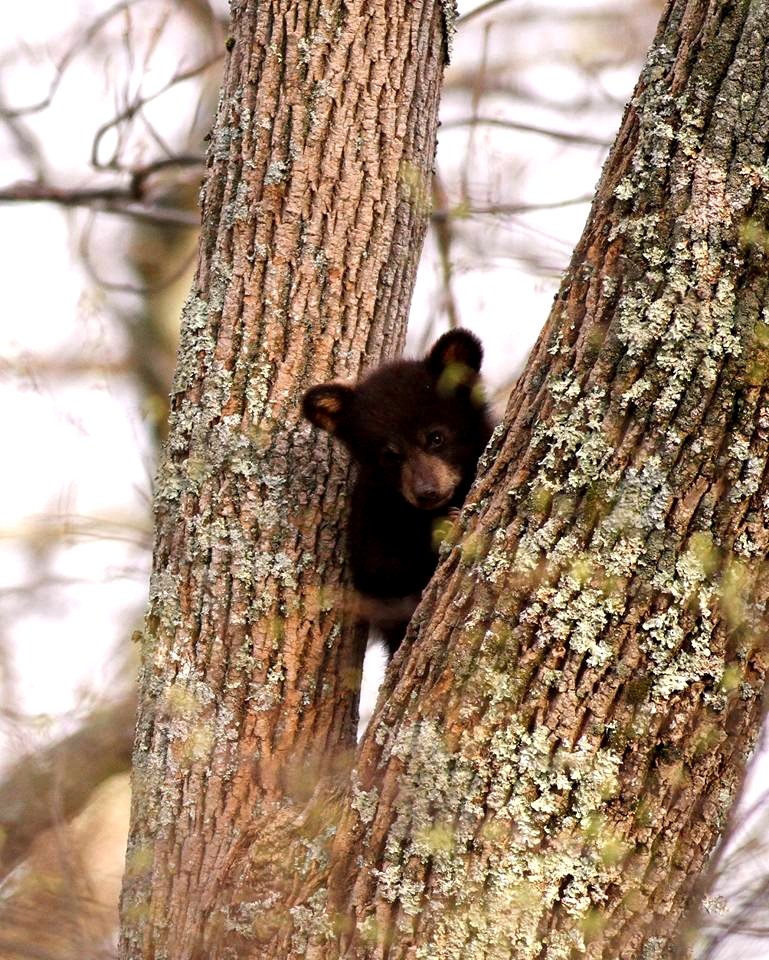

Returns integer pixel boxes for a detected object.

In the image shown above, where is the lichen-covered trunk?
[318,1,769,958]
[118,1,451,956]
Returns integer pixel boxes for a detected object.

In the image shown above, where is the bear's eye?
[426,429,445,450]
[380,444,402,467]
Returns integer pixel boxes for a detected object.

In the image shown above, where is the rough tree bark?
[319,1,769,957]
[118,0,452,957]
[120,0,769,958]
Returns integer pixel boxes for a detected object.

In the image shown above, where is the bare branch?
[440,115,612,147]
[0,513,151,549]
[457,0,518,27]
[90,53,222,170]
[0,0,157,119]
[0,180,200,226]
[430,174,461,330]
[79,211,198,294]
[430,193,594,222]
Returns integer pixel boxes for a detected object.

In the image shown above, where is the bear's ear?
[302,382,354,435]
[426,329,483,377]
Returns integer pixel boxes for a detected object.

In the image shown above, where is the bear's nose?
[415,488,442,509]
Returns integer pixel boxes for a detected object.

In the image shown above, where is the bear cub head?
[302,329,491,511]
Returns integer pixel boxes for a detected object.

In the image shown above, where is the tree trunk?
[118,0,452,956]
[120,0,769,958]
[320,1,769,957]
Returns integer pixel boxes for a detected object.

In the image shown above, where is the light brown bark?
[118,0,451,957]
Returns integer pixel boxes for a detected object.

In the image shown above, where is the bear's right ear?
[302,383,354,435]
[425,329,483,377]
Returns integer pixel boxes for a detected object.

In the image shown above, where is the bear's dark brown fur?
[302,329,493,655]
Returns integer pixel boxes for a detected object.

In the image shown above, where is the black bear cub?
[302,329,493,656]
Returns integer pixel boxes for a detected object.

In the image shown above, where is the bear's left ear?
[425,329,483,377]
[302,382,354,435]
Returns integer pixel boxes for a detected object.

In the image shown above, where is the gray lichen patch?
[245,361,275,422]
[171,294,213,396]
[548,578,623,668]
[264,159,289,184]
[439,0,459,62]
[148,567,182,632]
[350,772,379,824]
[289,888,333,955]
[640,604,720,700]
[249,660,286,712]
[533,375,616,490]
[367,716,626,958]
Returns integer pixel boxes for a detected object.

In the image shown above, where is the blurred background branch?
[0,694,136,882]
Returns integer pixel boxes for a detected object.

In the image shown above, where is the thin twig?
[90,53,222,169]
[0,0,156,119]
[457,0,517,27]
[441,115,612,148]
[431,194,594,222]
[431,173,461,330]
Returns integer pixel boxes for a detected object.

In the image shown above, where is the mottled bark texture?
[321,1,769,958]
[118,0,451,956]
